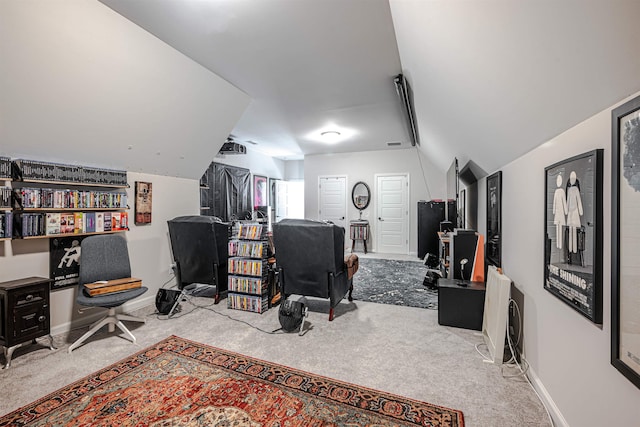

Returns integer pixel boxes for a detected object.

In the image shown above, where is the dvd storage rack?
[4,158,129,239]
[12,159,127,186]
[0,157,11,180]
[227,222,270,314]
[0,163,11,240]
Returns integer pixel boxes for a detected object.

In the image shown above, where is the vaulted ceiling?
[4,1,640,179]
[99,0,640,175]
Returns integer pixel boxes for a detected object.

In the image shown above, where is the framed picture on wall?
[269,177,280,211]
[50,235,87,290]
[486,171,502,267]
[134,181,152,225]
[253,175,267,208]
[459,188,466,229]
[612,94,640,389]
[543,149,603,324]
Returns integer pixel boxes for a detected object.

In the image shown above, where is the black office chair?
[68,234,147,353]
[273,218,354,321]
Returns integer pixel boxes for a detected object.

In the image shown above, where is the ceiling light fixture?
[320,130,341,143]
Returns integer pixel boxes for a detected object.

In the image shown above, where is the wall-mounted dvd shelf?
[0,158,129,240]
[16,229,125,240]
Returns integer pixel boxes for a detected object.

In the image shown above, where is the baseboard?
[523,356,570,427]
[49,294,156,338]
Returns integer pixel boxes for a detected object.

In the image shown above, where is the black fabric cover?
[167,215,229,290]
[76,234,148,308]
[273,218,350,309]
[200,162,251,221]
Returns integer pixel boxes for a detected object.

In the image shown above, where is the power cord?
[153,292,284,335]
[414,144,433,200]
[497,298,555,426]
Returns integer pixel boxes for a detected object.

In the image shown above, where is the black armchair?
[167,215,229,303]
[273,218,354,321]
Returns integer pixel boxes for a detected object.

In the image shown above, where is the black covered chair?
[273,218,353,321]
[167,215,229,303]
[68,234,147,353]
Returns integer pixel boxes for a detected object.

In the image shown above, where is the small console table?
[437,278,486,331]
[350,220,369,254]
[0,277,56,368]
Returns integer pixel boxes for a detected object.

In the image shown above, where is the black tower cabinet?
[418,201,445,259]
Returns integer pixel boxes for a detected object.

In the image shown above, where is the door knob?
[341,216,345,220]
[378,217,384,221]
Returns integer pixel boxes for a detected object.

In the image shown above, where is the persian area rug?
[0,336,464,427]
[353,258,439,309]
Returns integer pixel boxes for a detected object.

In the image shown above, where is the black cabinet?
[417,201,445,259]
[438,278,486,330]
[0,277,55,368]
[418,200,457,259]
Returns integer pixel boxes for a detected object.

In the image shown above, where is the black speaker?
[155,289,181,315]
[417,201,445,259]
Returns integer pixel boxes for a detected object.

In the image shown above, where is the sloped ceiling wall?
[0,0,250,179]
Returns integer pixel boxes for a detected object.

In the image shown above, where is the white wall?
[304,148,445,254]
[493,92,640,426]
[0,0,249,180]
[0,172,198,335]
[285,160,304,181]
[215,148,286,181]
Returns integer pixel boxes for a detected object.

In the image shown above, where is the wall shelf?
[16,179,128,189]
[14,230,126,240]
[2,159,130,239]
[15,207,128,212]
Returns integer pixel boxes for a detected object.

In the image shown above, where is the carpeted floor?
[352,257,439,309]
[0,296,551,426]
[0,336,464,426]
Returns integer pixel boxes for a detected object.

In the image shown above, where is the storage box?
[84,277,142,296]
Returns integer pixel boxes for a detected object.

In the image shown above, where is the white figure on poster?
[552,174,567,249]
[58,239,81,268]
[566,171,583,253]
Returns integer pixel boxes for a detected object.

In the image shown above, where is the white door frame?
[318,175,348,225]
[374,172,410,254]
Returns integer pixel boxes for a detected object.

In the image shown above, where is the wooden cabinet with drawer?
[0,277,55,368]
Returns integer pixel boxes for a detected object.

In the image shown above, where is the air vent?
[387,141,402,147]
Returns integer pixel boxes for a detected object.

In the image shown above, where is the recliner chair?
[167,215,230,302]
[68,234,147,353]
[273,218,353,321]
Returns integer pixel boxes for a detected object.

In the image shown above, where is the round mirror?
[352,181,371,210]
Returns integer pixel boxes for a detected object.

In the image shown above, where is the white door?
[376,174,409,254]
[319,176,347,229]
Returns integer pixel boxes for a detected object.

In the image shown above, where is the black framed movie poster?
[253,175,267,208]
[134,181,152,225]
[612,94,640,389]
[544,149,603,323]
[459,188,466,229]
[486,171,502,267]
[50,235,87,290]
[269,177,280,212]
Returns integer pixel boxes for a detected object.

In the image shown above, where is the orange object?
[471,234,485,282]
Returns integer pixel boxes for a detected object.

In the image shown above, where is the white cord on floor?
[501,298,555,427]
